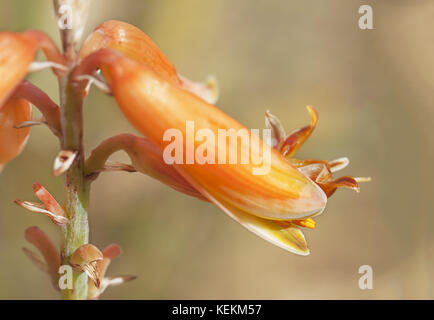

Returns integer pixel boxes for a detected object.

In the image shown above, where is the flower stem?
[59,72,90,300]
[53,0,91,300]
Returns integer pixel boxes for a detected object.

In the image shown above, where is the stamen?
[329,157,350,173]
[13,120,44,129]
[292,218,316,229]
[28,61,68,73]
[75,74,111,95]
[355,177,372,183]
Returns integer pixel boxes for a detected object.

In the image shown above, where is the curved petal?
[174,169,310,255]
[280,106,318,157]
[88,52,326,220]
[265,110,286,148]
[80,20,218,103]
[0,98,32,172]
[80,20,181,85]
[24,226,60,284]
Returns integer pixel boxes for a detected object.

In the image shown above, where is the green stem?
[52,0,92,300]
[59,72,90,300]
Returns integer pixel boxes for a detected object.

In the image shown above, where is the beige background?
[0,0,433,299]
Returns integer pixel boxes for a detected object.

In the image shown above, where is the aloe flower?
[1,1,368,299]
[0,31,64,171]
[77,21,369,255]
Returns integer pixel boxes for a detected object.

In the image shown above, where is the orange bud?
[0,31,64,107]
[0,98,32,172]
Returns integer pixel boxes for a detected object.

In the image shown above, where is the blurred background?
[0,0,433,299]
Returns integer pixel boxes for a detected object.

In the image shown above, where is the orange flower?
[0,98,32,172]
[0,31,63,172]
[76,22,367,255]
[0,31,65,106]
[0,31,64,172]
[79,50,327,255]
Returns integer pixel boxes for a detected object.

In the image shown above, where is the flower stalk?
[54,0,90,300]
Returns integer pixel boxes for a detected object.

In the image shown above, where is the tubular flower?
[0,31,63,172]
[79,51,328,255]
[0,98,32,172]
[0,31,65,106]
[80,20,218,104]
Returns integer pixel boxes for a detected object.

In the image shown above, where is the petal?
[0,33,38,107]
[97,243,122,280]
[129,136,208,200]
[319,176,360,198]
[24,227,60,280]
[14,200,69,226]
[33,183,65,218]
[80,20,181,85]
[280,106,318,157]
[22,247,50,273]
[80,20,218,103]
[298,163,332,184]
[265,110,286,148]
[70,244,104,288]
[96,53,327,220]
[0,98,32,172]
[298,162,360,197]
[328,157,350,173]
[176,173,310,255]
